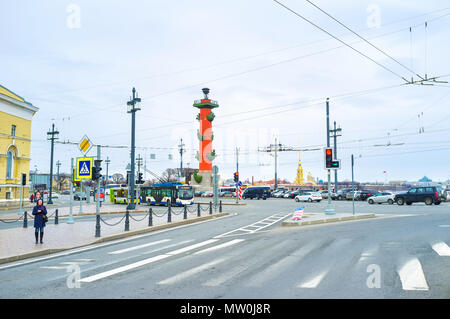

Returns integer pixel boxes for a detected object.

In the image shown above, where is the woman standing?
[32,199,47,244]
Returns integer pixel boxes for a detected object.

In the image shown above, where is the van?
[243,186,270,200]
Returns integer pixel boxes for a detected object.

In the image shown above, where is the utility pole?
[105,157,110,187]
[95,145,101,237]
[179,138,185,181]
[330,121,342,192]
[127,87,141,210]
[68,158,74,224]
[274,138,278,190]
[46,123,59,204]
[236,147,239,204]
[325,98,336,215]
[136,154,143,179]
[351,154,355,216]
[56,160,61,192]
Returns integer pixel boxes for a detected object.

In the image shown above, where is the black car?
[243,186,270,200]
[74,193,87,201]
[395,186,445,206]
[358,190,379,201]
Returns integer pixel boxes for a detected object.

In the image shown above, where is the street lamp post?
[127,88,141,210]
[47,124,59,204]
[56,160,61,192]
[105,157,110,187]
[325,98,336,215]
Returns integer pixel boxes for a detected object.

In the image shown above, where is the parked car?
[395,186,445,206]
[358,190,379,201]
[320,190,329,199]
[219,191,234,197]
[334,189,352,200]
[74,193,87,201]
[194,191,204,197]
[201,192,214,197]
[446,190,450,202]
[367,191,395,204]
[243,186,271,200]
[346,190,361,200]
[295,191,322,202]
[61,190,70,195]
[274,190,288,198]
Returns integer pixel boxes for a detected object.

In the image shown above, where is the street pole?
[352,154,355,216]
[274,138,278,191]
[213,165,218,212]
[79,179,83,213]
[325,98,336,215]
[330,121,342,193]
[179,139,185,181]
[127,87,141,210]
[68,158,74,224]
[47,123,59,204]
[105,157,110,187]
[56,160,61,193]
[95,145,101,237]
[236,147,239,204]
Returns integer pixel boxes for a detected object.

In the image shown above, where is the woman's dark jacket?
[32,204,48,228]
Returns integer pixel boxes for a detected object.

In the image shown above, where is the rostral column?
[193,88,218,189]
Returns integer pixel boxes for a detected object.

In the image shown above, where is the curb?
[0,212,229,265]
[282,214,376,227]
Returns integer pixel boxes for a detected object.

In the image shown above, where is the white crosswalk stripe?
[397,258,429,291]
[431,242,450,256]
[194,239,244,255]
[158,258,226,285]
[108,239,171,255]
[298,270,329,288]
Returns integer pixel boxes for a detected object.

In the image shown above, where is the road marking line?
[194,239,244,255]
[165,239,218,255]
[398,258,429,291]
[158,257,226,285]
[79,239,219,283]
[108,239,171,255]
[431,242,450,256]
[140,240,194,255]
[214,213,291,238]
[0,214,233,271]
[79,254,170,283]
[298,270,329,288]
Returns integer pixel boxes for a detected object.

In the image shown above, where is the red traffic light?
[325,149,332,156]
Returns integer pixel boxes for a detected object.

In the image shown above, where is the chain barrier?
[0,215,24,223]
[129,212,150,222]
[27,213,35,220]
[152,209,168,218]
[100,214,127,227]
[171,207,184,216]
[187,206,198,214]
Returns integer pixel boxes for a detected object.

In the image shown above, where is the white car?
[367,191,395,204]
[295,192,322,202]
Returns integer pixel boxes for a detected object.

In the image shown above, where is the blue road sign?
[76,158,93,179]
[238,181,242,187]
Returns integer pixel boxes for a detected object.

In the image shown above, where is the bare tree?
[111,173,124,184]
[162,168,178,182]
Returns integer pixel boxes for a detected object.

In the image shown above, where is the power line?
[272,0,409,83]
[305,0,424,80]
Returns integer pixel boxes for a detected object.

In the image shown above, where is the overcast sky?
[2,0,450,183]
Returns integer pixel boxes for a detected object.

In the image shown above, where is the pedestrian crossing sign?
[76,157,93,180]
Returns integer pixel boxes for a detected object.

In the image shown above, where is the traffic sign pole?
[68,158,74,224]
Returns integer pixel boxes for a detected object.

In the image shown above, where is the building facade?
[0,84,38,207]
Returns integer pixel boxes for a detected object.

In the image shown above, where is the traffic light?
[92,160,102,181]
[21,173,27,186]
[74,181,80,187]
[234,172,239,183]
[137,172,144,184]
[325,148,340,169]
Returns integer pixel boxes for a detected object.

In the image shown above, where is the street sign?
[78,135,93,155]
[238,181,242,187]
[76,157,93,180]
[73,168,81,182]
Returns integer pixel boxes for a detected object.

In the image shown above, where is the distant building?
[419,176,432,183]
[0,84,38,207]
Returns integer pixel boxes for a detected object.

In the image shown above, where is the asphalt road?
[0,198,449,299]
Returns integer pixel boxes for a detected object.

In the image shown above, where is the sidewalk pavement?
[0,203,150,220]
[0,206,228,265]
[281,212,376,227]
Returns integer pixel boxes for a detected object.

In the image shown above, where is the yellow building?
[0,84,38,207]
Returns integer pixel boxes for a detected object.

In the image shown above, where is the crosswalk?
[40,232,450,296]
